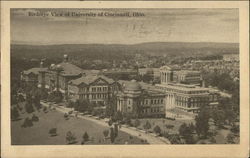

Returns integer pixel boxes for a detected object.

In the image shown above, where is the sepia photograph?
[10,8,240,145]
[1,1,249,158]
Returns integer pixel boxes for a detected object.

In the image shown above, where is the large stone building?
[160,65,202,86]
[21,67,45,87]
[68,75,120,104]
[158,65,220,118]
[116,80,166,118]
[22,59,220,119]
[38,55,84,99]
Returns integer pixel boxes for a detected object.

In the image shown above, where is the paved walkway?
[41,102,170,144]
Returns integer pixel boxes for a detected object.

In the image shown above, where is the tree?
[153,125,161,135]
[114,123,119,138]
[227,133,235,144]
[49,128,57,136]
[123,114,132,126]
[32,114,39,122]
[168,134,183,144]
[67,100,75,108]
[178,123,195,144]
[103,129,109,138]
[134,119,141,128]
[189,123,195,134]
[113,111,123,122]
[18,94,25,102]
[25,103,34,114]
[143,121,151,132]
[179,123,188,136]
[66,131,77,144]
[11,107,20,121]
[231,123,239,135]
[106,96,117,117]
[195,108,210,138]
[83,132,89,142]
[212,109,226,128]
[110,127,116,143]
[21,117,33,128]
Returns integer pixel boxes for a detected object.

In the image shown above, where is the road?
[41,102,171,144]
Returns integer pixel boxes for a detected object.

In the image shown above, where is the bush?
[153,125,161,135]
[143,121,151,131]
[103,129,109,138]
[110,127,116,143]
[32,114,39,122]
[66,131,77,144]
[83,132,89,142]
[21,117,33,128]
[25,103,34,114]
[165,124,174,129]
[227,133,235,144]
[43,106,48,113]
[134,119,140,128]
[48,91,63,103]
[49,128,57,136]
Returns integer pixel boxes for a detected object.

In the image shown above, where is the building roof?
[57,62,83,76]
[124,79,141,91]
[156,83,211,96]
[23,67,47,75]
[160,65,181,71]
[70,75,115,86]
[175,70,200,75]
[82,69,101,75]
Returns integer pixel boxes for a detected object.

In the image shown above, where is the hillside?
[11,42,239,60]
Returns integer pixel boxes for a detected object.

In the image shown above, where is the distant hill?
[11,42,239,60]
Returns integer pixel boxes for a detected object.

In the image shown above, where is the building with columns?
[116,80,166,118]
[160,65,202,86]
[157,65,219,118]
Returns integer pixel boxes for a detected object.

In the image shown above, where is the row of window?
[176,97,209,102]
[141,107,162,113]
[92,93,109,99]
[92,86,108,92]
[140,99,164,105]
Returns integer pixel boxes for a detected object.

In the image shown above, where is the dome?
[124,80,141,91]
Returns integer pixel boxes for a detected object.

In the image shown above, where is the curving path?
[41,102,170,144]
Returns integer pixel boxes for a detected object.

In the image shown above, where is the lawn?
[133,118,195,134]
[11,102,147,145]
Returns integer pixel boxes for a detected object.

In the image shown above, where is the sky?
[11,8,239,45]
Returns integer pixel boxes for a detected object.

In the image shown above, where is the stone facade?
[68,75,120,104]
[117,80,165,118]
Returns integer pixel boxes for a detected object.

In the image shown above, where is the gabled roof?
[70,75,115,86]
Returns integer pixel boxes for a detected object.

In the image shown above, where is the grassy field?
[133,118,195,134]
[11,103,147,145]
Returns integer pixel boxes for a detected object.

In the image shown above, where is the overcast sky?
[11,8,239,45]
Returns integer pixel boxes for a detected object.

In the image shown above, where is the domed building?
[117,80,166,118]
